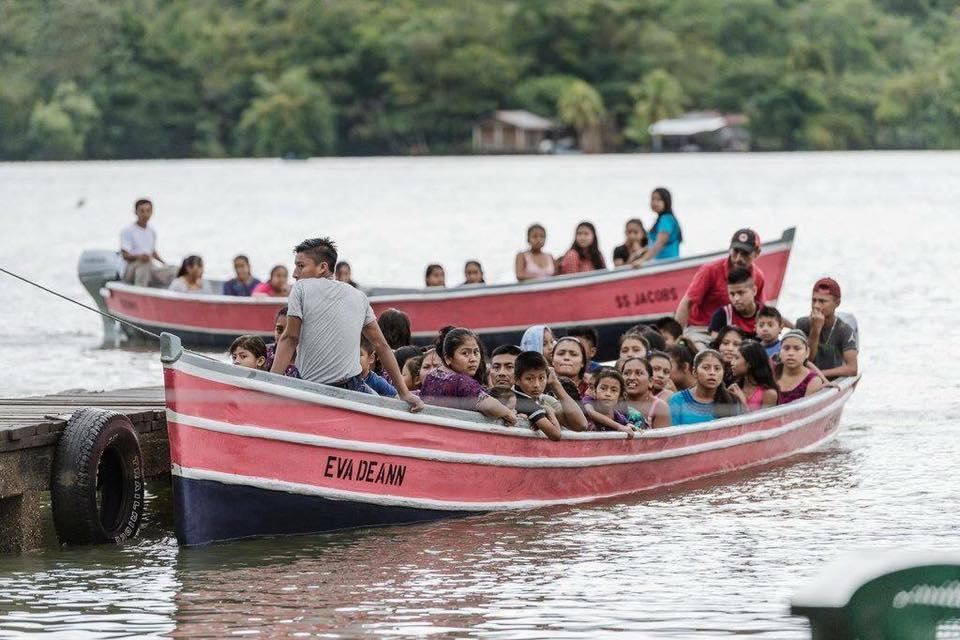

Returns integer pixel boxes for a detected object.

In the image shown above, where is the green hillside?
[2,0,958,159]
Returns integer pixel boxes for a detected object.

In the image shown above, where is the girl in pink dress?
[515,224,556,281]
[728,340,779,411]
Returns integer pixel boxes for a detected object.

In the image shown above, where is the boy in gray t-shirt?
[270,237,423,412]
[795,277,858,380]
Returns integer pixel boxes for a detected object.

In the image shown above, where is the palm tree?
[557,80,606,153]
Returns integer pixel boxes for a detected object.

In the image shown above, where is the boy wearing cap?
[674,228,766,346]
[795,278,858,380]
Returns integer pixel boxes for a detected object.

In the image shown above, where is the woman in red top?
[252,265,290,297]
[558,222,606,274]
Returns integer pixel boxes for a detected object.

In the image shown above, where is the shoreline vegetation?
[2,0,959,161]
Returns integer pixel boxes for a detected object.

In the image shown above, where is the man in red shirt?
[674,228,765,345]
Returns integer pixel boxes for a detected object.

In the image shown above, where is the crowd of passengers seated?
[121,198,857,436]
[230,268,857,438]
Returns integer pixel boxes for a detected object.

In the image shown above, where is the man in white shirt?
[270,237,423,413]
[120,198,175,286]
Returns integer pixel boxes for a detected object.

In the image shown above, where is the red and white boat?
[83,228,795,359]
[160,330,859,546]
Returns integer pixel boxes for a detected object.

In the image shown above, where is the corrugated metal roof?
[490,110,555,131]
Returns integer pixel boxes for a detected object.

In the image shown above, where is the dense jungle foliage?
[2,0,959,159]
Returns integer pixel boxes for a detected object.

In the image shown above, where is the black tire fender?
[51,408,145,545]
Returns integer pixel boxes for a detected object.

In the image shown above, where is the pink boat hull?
[160,331,856,546]
[104,228,794,357]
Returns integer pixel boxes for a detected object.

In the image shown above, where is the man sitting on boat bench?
[270,237,424,413]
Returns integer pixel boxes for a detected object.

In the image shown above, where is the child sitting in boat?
[618,331,649,362]
[490,383,562,441]
[360,337,397,397]
[567,326,602,372]
[418,348,442,382]
[251,265,290,297]
[169,255,215,294]
[708,267,761,339]
[420,327,517,424]
[514,351,586,432]
[425,264,446,287]
[712,325,747,386]
[264,306,299,377]
[647,350,676,400]
[582,368,635,437]
[230,335,268,370]
[222,254,261,296]
[668,349,742,425]
[776,330,824,405]
[619,357,671,428]
[519,324,557,361]
[756,306,785,359]
[515,224,556,281]
[461,260,485,286]
[551,336,590,398]
[727,341,779,411]
[667,340,698,393]
[656,317,683,347]
[402,354,424,391]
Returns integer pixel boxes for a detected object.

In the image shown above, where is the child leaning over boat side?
[491,382,562,441]
[728,341,779,411]
[514,351,586,432]
[619,357,671,429]
[402,354,425,391]
[582,368,635,437]
[756,306,785,360]
[420,327,517,425]
[360,337,397,397]
[668,349,742,426]
[230,335,268,370]
[775,331,824,405]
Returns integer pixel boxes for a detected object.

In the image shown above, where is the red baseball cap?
[813,277,841,298]
[730,228,760,252]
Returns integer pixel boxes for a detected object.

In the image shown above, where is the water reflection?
[164,449,858,638]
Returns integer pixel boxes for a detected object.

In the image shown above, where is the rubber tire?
[51,408,145,545]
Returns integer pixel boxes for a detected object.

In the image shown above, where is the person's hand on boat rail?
[400,390,425,413]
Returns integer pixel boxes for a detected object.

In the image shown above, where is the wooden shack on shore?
[472,110,556,154]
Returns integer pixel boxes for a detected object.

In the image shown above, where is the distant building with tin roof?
[472,110,557,154]
[649,111,750,152]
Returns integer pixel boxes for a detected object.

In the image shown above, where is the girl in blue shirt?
[643,187,683,262]
[668,349,741,425]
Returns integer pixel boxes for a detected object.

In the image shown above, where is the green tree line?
[2,0,959,159]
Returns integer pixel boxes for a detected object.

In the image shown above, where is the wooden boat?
[160,330,859,547]
[86,228,795,359]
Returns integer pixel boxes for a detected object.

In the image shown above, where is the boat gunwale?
[164,340,859,444]
[106,227,795,305]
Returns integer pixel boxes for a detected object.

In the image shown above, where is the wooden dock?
[0,387,168,553]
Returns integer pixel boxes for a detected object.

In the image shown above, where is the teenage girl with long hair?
[559,222,606,274]
[667,349,742,425]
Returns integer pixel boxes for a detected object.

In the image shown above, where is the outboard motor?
[78,249,124,344]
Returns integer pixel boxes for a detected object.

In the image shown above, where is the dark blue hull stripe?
[172,475,472,546]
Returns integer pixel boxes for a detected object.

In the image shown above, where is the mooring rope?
[0,266,165,341]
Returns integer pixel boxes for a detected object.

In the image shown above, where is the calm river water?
[0,153,958,638]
